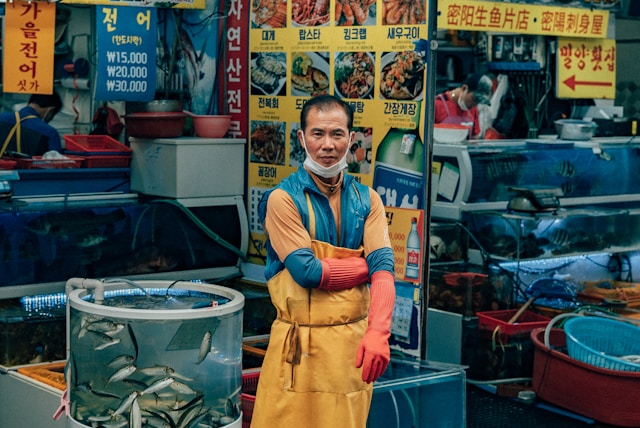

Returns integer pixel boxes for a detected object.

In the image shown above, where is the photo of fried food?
[291,52,330,96]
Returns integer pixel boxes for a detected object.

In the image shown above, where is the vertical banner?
[3,1,56,94]
[95,6,157,101]
[247,1,429,357]
[556,37,616,99]
[224,0,250,139]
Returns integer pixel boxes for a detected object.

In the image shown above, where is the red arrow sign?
[563,75,613,91]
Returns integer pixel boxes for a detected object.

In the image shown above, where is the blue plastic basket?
[564,317,640,372]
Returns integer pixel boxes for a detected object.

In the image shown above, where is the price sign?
[95,7,157,101]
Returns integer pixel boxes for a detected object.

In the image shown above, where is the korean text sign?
[3,1,56,94]
[95,6,157,101]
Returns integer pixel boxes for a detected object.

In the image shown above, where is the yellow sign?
[3,1,56,94]
[437,0,609,38]
[556,38,616,99]
[59,0,205,9]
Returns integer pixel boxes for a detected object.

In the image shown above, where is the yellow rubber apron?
[0,112,37,157]
[251,194,372,428]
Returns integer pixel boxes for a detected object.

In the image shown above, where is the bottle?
[405,217,421,280]
[373,126,424,209]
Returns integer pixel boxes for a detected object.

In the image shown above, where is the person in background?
[251,95,396,428]
[0,92,63,157]
[434,73,493,139]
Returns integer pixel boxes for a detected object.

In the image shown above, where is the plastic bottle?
[373,126,424,209]
[405,217,421,279]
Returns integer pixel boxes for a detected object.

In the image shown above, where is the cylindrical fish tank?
[66,278,244,428]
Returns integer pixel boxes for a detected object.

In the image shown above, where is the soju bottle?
[405,217,421,279]
[373,126,424,209]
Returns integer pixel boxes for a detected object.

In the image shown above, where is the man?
[251,95,396,428]
[0,92,63,157]
[434,73,493,139]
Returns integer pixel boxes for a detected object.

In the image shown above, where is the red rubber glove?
[318,257,369,291]
[355,271,396,383]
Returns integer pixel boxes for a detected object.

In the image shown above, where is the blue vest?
[259,167,371,280]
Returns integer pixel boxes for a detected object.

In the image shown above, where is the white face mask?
[457,90,469,111]
[300,133,350,179]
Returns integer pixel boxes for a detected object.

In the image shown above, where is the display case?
[431,137,640,220]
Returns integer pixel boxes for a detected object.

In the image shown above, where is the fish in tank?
[67,282,244,428]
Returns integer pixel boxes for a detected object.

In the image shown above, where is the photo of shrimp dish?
[382,0,425,25]
[335,0,376,26]
[292,0,330,26]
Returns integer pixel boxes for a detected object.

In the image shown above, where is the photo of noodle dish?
[251,52,287,96]
[379,51,426,101]
[291,52,330,97]
[334,51,375,100]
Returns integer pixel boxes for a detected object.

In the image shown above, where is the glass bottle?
[372,126,424,209]
[405,217,421,279]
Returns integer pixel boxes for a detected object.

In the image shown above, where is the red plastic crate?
[0,159,17,170]
[16,155,84,169]
[241,371,260,428]
[477,309,551,338]
[63,135,131,155]
[532,327,640,427]
[83,155,131,168]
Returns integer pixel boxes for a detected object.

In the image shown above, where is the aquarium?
[0,293,66,366]
[66,279,244,428]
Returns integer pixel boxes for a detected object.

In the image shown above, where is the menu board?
[248,1,429,270]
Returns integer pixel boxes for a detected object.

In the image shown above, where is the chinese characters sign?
[438,0,610,38]
[95,6,157,101]
[556,38,616,99]
[3,1,56,94]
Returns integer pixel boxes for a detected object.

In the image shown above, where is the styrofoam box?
[130,137,246,198]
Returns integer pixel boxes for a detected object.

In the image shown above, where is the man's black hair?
[300,95,354,131]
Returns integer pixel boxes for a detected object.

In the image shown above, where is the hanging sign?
[556,37,616,99]
[3,1,56,94]
[95,6,157,102]
[437,0,610,38]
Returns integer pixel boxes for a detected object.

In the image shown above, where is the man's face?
[298,107,353,167]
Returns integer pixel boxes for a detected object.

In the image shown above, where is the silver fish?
[108,364,136,384]
[141,377,175,395]
[108,355,135,369]
[196,331,212,364]
[169,380,198,395]
[130,397,142,428]
[113,391,140,417]
[95,337,121,351]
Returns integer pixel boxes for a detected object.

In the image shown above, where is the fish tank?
[0,293,66,366]
[0,194,247,293]
[66,278,244,428]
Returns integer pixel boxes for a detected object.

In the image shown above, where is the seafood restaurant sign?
[247,0,430,357]
[95,6,157,102]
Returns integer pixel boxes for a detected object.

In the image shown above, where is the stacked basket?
[63,135,132,168]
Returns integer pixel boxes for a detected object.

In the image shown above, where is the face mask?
[457,90,469,111]
[300,134,351,179]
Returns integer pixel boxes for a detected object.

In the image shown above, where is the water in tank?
[66,278,244,428]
